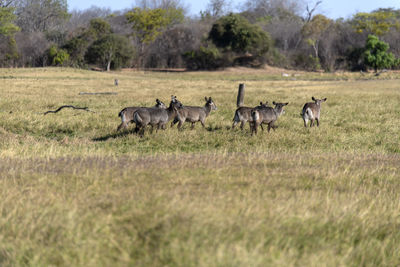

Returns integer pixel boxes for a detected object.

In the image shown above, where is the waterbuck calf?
[232,101,269,131]
[117,99,166,131]
[133,96,183,135]
[172,97,217,130]
[301,97,327,127]
[251,101,289,135]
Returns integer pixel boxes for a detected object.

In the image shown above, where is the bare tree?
[304,0,322,22]
[146,24,200,68]
[263,9,303,53]
[15,31,50,66]
[14,0,69,33]
[204,0,232,18]
[240,0,305,19]
[67,6,112,32]
[0,0,16,7]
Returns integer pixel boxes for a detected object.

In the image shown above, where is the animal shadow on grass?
[93,126,222,141]
[206,125,223,132]
[93,130,134,141]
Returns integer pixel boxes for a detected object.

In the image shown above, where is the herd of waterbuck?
[117,95,327,135]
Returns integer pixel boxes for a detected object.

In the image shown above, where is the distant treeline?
[1,0,400,72]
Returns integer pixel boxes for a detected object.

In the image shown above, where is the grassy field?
[0,67,400,266]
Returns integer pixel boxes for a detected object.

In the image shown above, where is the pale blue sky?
[67,0,400,19]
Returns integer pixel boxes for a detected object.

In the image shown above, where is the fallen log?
[79,92,117,95]
[42,105,95,115]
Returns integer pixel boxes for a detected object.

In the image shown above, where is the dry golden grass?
[0,67,400,266]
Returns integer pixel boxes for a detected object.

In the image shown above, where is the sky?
[67,0,400,19]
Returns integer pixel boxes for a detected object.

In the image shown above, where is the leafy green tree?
[208,13,271,55]
[63,18,112,67]
[0,6,19,36]
[48,44,69,65]
[353,10,399,36]
[87,18,112,38]
[0,6,20,66]
[126,8,168,43]
[126,7,184,67]
[85,34,134,71]
[364,34,397,72]
[301,14,331,68]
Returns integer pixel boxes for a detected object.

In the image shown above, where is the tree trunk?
[106,50,113,71]
[106,60,111,72]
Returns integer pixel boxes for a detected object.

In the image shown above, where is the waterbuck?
[251,101,289,135]
[117,99,166,131]
[133,96,183,135]
[172,97,217,130]
[301,97,327,127]
[232,101,269,131]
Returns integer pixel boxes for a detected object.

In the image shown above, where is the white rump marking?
[305,108,314,120]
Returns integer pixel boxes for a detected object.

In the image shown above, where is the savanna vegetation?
[1,0,400,72]
[0,67,400,265]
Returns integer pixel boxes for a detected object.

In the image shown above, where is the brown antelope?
[251,101,289,135]
[172,97,217,130]
[133,96,183,135]
[117,99,166,131]
[232,101,269,131]
[301,97,327,127]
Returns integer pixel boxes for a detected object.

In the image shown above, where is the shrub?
[183,45,223,70]
[48,45,70,66]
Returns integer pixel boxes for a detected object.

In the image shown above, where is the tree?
[0,5,19,35]
[15,31,49,66]
[364,34,397,72]
[304,0,322,22]
[146,25,199,68]
[183,44,222,70]
[134,0,188,16]
[208,13,271,55]
[63,18,112,67]
[85,34,134,71]
[67,7,112,32]
[201,0,232,19]
[48,44,69,65]
[15,0,70,33]
[0,5,20,66]
[262,8,303,53]
[126,7,183,67]
[240,0,304,20]
[353,10,400,36]
[301,14,331,68]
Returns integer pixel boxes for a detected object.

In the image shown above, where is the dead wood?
[79,92,117,95]
[42,105,95,115]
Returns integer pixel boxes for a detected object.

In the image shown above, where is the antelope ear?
[156,98,160,102]
[272,101,276,105]
[284,102,289,106]
[312,96,316,101]
[205,97,208,101]
[323,98,327,102]
[260,102,263,105]
[209,97,212,101]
